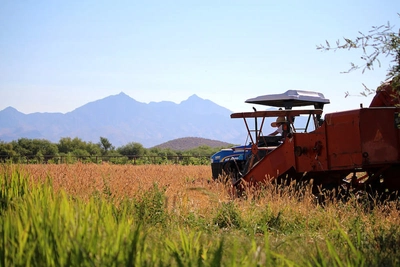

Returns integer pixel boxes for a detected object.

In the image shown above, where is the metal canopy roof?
[230,109,323,119]
[245,90,330,108]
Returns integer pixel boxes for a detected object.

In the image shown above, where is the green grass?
[1,166,399,266]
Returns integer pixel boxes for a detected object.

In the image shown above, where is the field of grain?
[2,163,400,266]
[15,163,231,214]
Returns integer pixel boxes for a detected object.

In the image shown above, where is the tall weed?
[133,182,168,226]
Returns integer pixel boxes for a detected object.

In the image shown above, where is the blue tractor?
[210,136,282,180]
[210,144,250,180]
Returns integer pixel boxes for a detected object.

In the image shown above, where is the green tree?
[58,137,86,153]
[98,137,115,155]
[58,137,101,156]
[0,141,17,159]
[317,14,400,93]
[34,139,58,156]
[85,142,102,156]
[147,147,177,157]
[71,149,90,157]
[11,139,32,156]
[147,147,161,156]
[117,142,146,157]
[13,138,58,157]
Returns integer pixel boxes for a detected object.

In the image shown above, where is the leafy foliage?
[317,14,400,93]
[133,183,168,226]
[0,137,223,165]
[213,201,242,229]
[98,136,115,155]
[117,142,146,157]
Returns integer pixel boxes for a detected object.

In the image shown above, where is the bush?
[213,202,242,229]
[133,183,168,226]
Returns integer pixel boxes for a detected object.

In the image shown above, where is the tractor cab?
[238,90,330,141]
[211,90,330,180]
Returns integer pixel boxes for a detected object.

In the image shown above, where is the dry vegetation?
[9,163,339,234]
[2,163,400,266]
[13,163,400,232]
[15,163,230,215]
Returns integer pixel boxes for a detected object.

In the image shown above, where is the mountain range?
[0,93,274,148]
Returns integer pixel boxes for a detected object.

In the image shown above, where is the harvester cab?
[211,90,330,181]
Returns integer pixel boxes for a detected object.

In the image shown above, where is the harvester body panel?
[240,106,400,192]
[212,84,400,195]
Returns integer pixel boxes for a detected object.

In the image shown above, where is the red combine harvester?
[226,81,400,197]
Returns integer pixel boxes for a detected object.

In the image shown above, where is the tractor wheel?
[222,162,239,181]
[221,162,245,198]
[214,162,233,184]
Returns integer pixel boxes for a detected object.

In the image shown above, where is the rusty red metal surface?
[369,81,400,107]
[237,106,400,193]
[225,82,400,196]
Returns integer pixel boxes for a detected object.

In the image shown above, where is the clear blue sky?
[1,1,399,115]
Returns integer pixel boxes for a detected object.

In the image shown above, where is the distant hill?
[0,92,257,148]
[153,137,234,151]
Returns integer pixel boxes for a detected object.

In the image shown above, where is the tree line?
[0,137,231,165]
